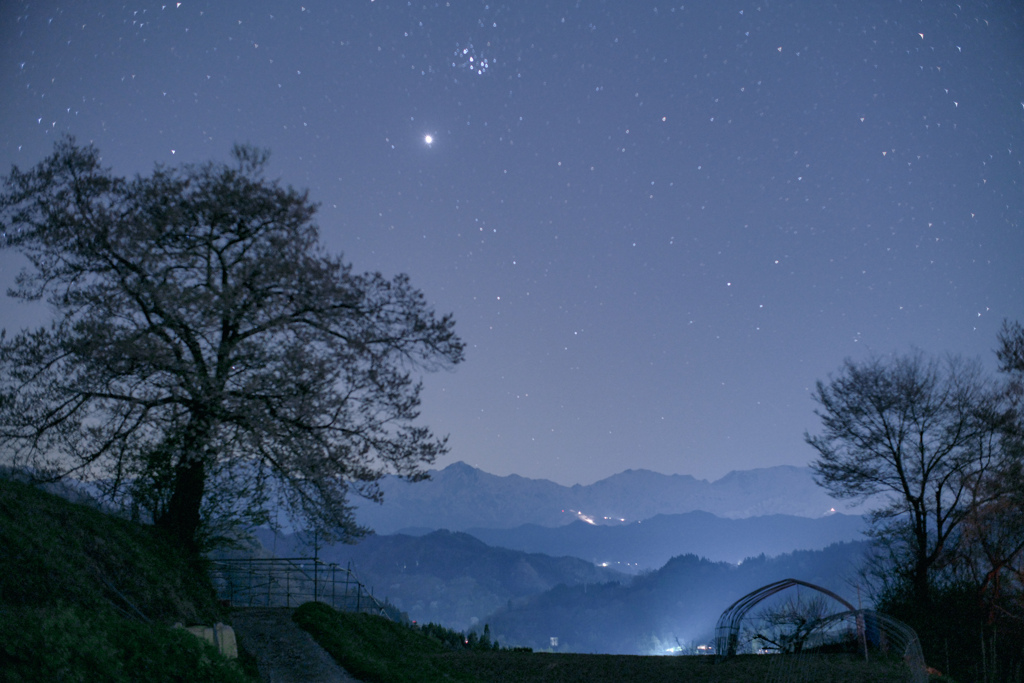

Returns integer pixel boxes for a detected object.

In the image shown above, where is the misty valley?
[245,462,870,655]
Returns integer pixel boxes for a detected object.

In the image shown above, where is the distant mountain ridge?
[467,510,866,570]
[355,461,865,534]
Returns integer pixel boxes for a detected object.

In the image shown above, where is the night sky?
[2,1,1022,486]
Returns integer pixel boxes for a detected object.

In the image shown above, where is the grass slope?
[0,476,251,682]
[293,602,482,683]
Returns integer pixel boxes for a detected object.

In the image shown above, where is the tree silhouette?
[806,351,1003,605]
[746,594,832,654]
[0,139,464,550]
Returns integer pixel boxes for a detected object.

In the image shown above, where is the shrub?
[0,605,248,683]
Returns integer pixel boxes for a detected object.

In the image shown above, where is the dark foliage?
[806,350,1004,605]
[0,476,220,622]
[292,602,482,683]
[875,581,1023,683]
[0,476,249,682]
[807,323,1024,682]
[0,606,250,683]
[418,621,506,652]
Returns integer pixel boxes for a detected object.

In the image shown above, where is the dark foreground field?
[438,651,920,683]
[294,602,925,683]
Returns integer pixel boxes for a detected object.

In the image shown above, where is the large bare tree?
[805,351,1005,605]
[0,139,464,550]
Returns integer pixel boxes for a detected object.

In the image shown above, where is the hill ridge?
[355,461,866,534]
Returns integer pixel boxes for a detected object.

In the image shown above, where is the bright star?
[424,134,434,146]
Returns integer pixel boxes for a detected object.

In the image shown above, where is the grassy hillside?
[0,476,251,682]
[294,602,483,682]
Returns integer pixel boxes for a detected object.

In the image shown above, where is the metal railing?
[209,557,392,618]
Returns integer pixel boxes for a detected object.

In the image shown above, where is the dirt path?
[231,607,362,683]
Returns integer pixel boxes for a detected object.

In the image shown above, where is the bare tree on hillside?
[805,351,1007,605]
[0,138,464,550]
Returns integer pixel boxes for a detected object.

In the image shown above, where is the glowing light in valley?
[574,510,596,525]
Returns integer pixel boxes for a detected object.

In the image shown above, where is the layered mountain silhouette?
[258,523,869,643]
[466,510,865,570]
[258,528,627,631]
[256,462,875,646]
[354,461,867,534]
[487,541,872,654]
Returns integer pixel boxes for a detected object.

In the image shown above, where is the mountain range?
[258,524,869,641]
[256,462,875,647]
[354,461,867,534]
[257,528,627,631]
[466,510,865,571]
[487,541,872,654]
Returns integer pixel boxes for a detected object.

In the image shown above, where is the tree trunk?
[914,522,932,606]
[156,455,207,552]
[913,559,931,606]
